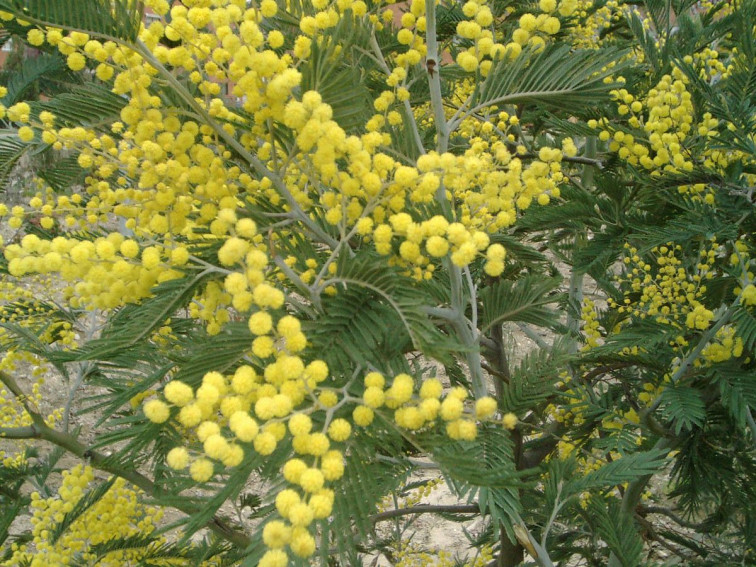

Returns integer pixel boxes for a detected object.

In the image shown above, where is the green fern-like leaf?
[322,441,411,563]
[321,254,458,362]
[658,385,706,435]
[0,0,143,42]
[67,270,214,360]
[469,44,628,116]
[586,498,643,567]
[733,306,756,355]
[305,285,412,376]
[430,425,522,540]
[0,130,30,190]
[500,342,569,414]
[297,14,372,132]
[37,155,86,192]
[0,52,77,106]
[571,449,667,493]
[709,362,756,427]
[479,275,564,333]
[36,82,128,128]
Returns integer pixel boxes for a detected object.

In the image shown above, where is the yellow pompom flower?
[353,405,374,426]
[178,404,202,427]
[259,549,288,567]
[304,360,329,382]
[166,447,189,470]
[364,371,385,388]
[447,419,477,440]
[475,396,498,419]
[502,413,518,429]
[252,336,275,358]
[419,378,442,399]
[440,396,464,421]
[17,126,34,142]
[276,489,301,517]
[321,450,344,480]
[386,373,414,406]
[27,28,46,45]
[197,421,221,442]
[141,246,161,269]
[120,239,139,258]
[189,458,214,482]
[318,390,338,407]
[363,386,385,408]
[249,310,273,335]
[299,468,325,492]
[218,237,249,266]
[307,432,330,456]
[163,381,194,407]
[67,52,87,71]
[283,458,308,483]
[309,489,334,518]
[327,418,352,441]
[143,399,170,423]
[420,398,441,420]
[288,502,314,527]
[229,411,259,442]
[268,30,284,48]
[232,366,257,394]
[290,528,316,557]
[203,434,230,461]
[540,0,557,10]
[288,413,313,436]
[263,520,291,548]
[426,235,449,257]
[519,13,537,31]
[484,260,505,277]
[260,0,278,17]
[254,431,277,455]
[457,51,478,72]
[253,283,285,309]
[196,383,220,407]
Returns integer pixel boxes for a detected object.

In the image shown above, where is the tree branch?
[0,417,251,548]
[638,504,710,532]
[607,435,679,567]
[372,503,479,523]
[425,0,448,154]
[0,426,38,439]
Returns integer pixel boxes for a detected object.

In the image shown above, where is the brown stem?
[638,505,710,531]
[485,324,524,567]
[371,504,479,523]
[0,376,251,549]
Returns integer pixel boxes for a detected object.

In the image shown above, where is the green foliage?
[0,131,30,190]
[479,275,565,333]
[585,498,643,567]
[658,384,706,435]
[0,0,143,42]
[499,342,567,414]
[471,44,628,114]
[0,53,78,107]
[0,0,755,565]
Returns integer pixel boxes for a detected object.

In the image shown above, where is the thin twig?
[371,504,479,523]
[425,0,449,154]
[647,303,736,414]
[0,419,251,548]
[369,31,425,157]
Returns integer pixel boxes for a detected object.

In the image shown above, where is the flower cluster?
[3,465,165,566]
[610,242,717,330]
